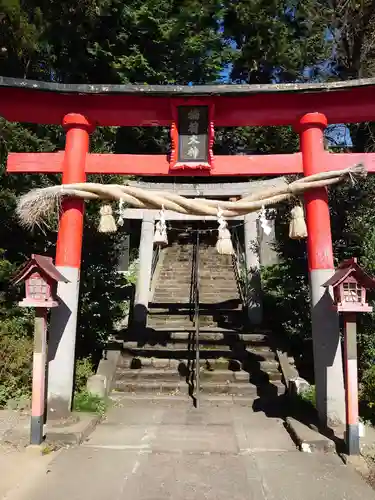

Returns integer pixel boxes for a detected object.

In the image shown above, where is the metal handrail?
[151,244,160,278]
[232,227,247,305]
[194,230,200,409]
[189,228,200,408]
[192,232,199,325]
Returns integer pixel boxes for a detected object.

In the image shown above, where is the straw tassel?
[289,205,307,239]
[98,204,117,233]
[216,207,234,255]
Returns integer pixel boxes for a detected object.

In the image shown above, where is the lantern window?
[343,282,361,303]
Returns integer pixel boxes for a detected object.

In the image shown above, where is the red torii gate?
[2,76,375,425]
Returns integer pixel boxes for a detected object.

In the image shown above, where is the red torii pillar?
[298,113,345,425]
[48,114,94,418]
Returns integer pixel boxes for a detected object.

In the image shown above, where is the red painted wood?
[299,113,334,270]
[55,114,93,269]
[7,151,375,176]
[2,84,375,126]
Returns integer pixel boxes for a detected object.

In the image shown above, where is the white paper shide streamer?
[117,198,126,227]
[259,206,272,236]
[153,205,168,247]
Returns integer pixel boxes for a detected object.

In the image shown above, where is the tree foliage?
[223,0,331,83]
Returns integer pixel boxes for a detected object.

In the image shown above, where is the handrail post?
[195,228,200,409]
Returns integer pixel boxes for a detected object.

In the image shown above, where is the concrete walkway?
[5,397,375,500]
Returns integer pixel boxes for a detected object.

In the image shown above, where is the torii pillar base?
[299,113,345,426]
[47,114,93,419]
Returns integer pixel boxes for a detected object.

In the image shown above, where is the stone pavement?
[4,396,375,500]
[0,410,56,499]
[0,410,30,444]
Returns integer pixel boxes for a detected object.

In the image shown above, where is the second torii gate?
[2,76,375,425]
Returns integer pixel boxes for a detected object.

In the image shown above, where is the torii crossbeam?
[2,76,375,426]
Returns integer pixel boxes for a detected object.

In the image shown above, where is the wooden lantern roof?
[323,258,375,290]
[12,254,69,285]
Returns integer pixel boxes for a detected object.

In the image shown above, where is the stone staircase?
[115,237,285,405]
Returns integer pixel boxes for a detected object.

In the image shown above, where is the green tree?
[223,0,332,84]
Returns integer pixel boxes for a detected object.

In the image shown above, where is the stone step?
[149,308,242,314]
[122,340,278,356]
[153,284,191,289]
[147,321,243,330]
[148,316,217,326]
[116,368,254,383]
[124,333,255,345]
[199,293,240,298]
[124,330,273,345]
[199,282,239,287]
[148,311,243,318]
[201,282,238,285]
[149,300,243,308]
[147,316,239,324]
[148,308,242,316]
[151,297,192,303]
[199,288,239,292]
[154,276,237,281]
[199,283,239,287]
[135,325,269,333]
[199,296,240,300]
[153,286,192,291]
[198,259,234,262]
[122,343,245,353]
[169,331,268,342]
[108,393,280,407]
[118,355,276,370]
[154,285,238,291]
[113,379,286,397]
[120,347,279,367]
[152,287,191,292]
[147,315,195,322]
[199,287,240,296]
[155,285,237,289]
[149,302,241,310]
[150,302,241,308]
[199,285,239,290]
[199,273,237,277]
[149,314,242,321]
[158,278,237,283]
[148,323,215,330]
[116,366,281,383]
[157,276,192,281]
[159,270,235,276]
[152,297,240,304]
